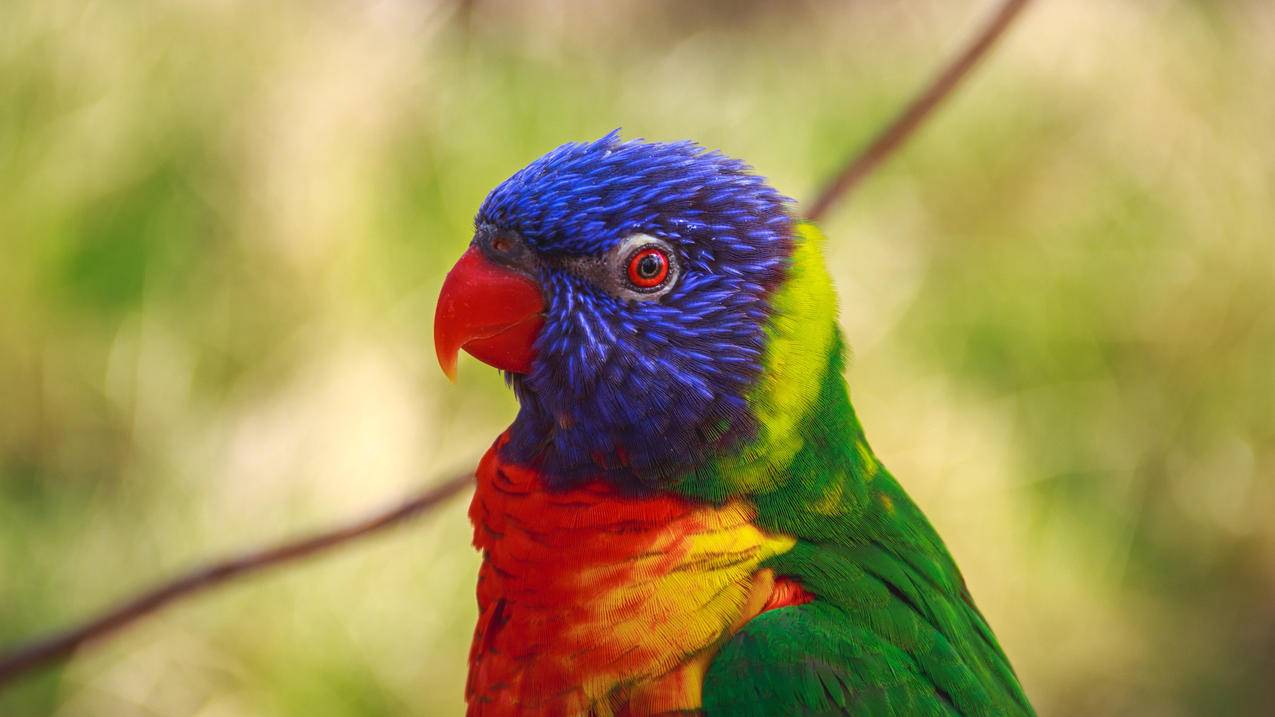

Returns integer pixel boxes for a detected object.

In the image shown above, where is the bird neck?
[668,221,878,504]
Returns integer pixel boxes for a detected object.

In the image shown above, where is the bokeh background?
[2,1,1273,715]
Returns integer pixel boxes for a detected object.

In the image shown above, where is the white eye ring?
[611,234,679,301]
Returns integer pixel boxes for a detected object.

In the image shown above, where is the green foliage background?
[1,1,1272,715]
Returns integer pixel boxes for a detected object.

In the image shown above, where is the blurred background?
[1,1,1272,714]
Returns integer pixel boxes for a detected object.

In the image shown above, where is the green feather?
[681,222,1034,715]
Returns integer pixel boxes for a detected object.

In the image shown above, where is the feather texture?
[467,434,794,716]
[459,135,1034,715]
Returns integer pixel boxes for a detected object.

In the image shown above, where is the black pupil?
[637,253,663,279]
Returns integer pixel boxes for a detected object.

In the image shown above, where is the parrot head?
[435,131,797,488]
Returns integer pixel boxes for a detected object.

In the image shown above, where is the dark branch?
[803,0,1033,222]
[0,472,473,688]
[0,0,1033,694]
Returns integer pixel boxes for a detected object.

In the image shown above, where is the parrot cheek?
[434,246,546,380]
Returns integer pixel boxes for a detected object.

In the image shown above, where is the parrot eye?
[562,233,679,301]
[613,235,678,299]
[626,247,670,289]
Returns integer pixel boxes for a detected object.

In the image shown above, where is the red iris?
[626,247,669,289]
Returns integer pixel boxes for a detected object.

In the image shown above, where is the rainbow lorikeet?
[434,132,1034,717]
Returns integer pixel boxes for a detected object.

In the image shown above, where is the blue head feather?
[476,131,794,489]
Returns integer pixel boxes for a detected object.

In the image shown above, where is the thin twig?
[0,0,1032,693]
[804,0,1032,222]
[0,472,473,688]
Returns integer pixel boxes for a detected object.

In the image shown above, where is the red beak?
[434,247,545,381]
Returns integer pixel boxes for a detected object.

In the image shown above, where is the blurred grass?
[1,1,1273,715]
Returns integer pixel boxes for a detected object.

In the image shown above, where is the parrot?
[433,131,1035,717]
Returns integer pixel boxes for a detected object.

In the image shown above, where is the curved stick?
[804,0,1032,222]
[0,0,1034,693]
[0,472,472,687]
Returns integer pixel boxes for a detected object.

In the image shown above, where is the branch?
[803,0,1032,222]
[0,0,1032,694]
[0,472,473,688]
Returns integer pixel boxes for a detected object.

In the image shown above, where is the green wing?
[697,330,1034,715]
[704,600,960,717]
[702,539,1033,717]
[682,232,1033,715]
